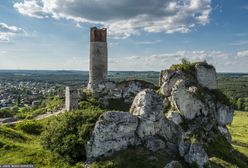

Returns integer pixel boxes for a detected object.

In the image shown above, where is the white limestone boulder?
[130,89,164,138]
[166,111,183,125]
[164,161,183,168]
[159,70,186,97]
[130,89,182,142]
[218,126,232,143]
[143,136,166,152]
[86,111,139,159]
[184,143,209,168]
[159,119,182,143]
[171,81,208,120]
[195,63,217,90]
[215,102,234,126]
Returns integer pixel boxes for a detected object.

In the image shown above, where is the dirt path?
[0,108,66,126]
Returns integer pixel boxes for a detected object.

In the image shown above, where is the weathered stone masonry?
[88,27,108,91]
[65,87,79,111]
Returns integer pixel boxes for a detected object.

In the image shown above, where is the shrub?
[0,108,15,118]
[170,58,196,73]
[15,120,43,135]
[41,108,103,162]
[79,101,97,110]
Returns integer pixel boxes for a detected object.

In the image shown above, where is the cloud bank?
[0,23,25,42]
[108,50,248,72]
[237,50,248,57]
[14,0,212,38]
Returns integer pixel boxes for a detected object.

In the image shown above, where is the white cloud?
[135,40,162,45]
[230,40,248,46]
[14,0,212,38]
[237,50,248,57]
[0,23,26,42]
[109,50,248,72]
[14,0,48,19]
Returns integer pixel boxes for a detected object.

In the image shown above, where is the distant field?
[228,111,248,157]
[0,70,247,112]
[1,70,247,110]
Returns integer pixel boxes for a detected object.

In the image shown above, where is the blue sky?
[0,0,248,72]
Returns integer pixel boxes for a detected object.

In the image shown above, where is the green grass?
[208,111,248,168]
[228,111,248,163]
[1,110,248,168]
[0,118,75,168]
[209,157,238,168]
[228,111,248,146]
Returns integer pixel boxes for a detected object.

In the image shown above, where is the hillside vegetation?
[0,99,248,168]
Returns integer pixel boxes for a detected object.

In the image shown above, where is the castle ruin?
[87,27,108,91]
[65,86,79,111]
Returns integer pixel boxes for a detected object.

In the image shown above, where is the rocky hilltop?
[85,61,234,168]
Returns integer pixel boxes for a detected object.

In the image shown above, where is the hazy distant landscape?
[1,70,248,111]
[1,0,248,167]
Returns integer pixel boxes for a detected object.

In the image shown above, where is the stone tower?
[88,27,108,90]
[65,86,78,111]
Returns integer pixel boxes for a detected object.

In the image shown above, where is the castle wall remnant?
[88,27,108,90]
[65,87,79,111]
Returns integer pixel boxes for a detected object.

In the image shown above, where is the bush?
[15,120,43,135]
[41,108,103,162]
[169,58,196,73]
[0,108,16,118]
[210,89,232,106]
[79,101,97,110]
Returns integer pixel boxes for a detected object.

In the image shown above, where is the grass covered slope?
[228,111,248,157]
[0,110,248,167]
[208,111,248,168]
[0,119,73,167]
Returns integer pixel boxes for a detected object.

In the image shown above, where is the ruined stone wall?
[88,27,108,90]
[65,87,78,111]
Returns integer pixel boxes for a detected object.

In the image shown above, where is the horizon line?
[0,69,247,74]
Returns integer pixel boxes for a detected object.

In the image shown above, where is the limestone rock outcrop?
[171,81,208,120]
[130,89,164,138]
[130,89,181,143]
[158,61,234,167]
[179,137,209,168]
[166,111,183,125]
[87,89,181,160]
[195,63,217,90]
[159,62,234,127]
[144,136,166,152]
[85,61,234,168]
[159,70,186,97]
[164,161,182,168]
[215,102,234,126]
[218,125,232,143]
[86,111,139,159]
[184,143,209,168]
